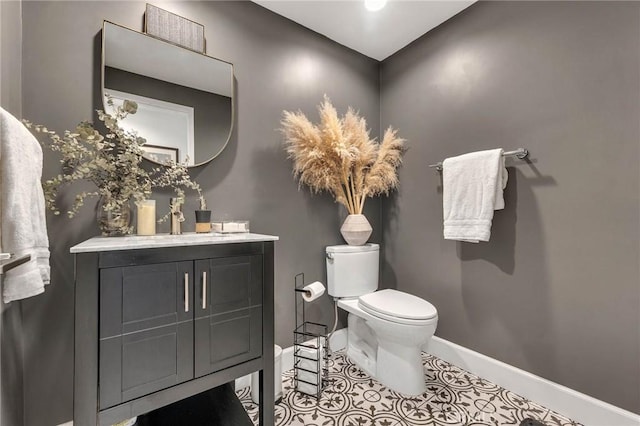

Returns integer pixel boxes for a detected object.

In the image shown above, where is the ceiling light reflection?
[364,0,387,12]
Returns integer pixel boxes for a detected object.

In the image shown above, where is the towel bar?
[429,148,529,172]
[0,254,30,275]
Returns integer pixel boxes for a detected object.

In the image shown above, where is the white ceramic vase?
[340,214,373,246]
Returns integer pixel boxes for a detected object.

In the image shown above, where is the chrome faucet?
[170,198,185,235]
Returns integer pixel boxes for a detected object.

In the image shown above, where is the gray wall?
[0,0,22,116]
[19,1,379,424]
[380,1,639,413]
[0,1,25,425]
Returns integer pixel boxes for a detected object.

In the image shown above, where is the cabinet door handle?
[202,271,207,310]
[184,272,189,312]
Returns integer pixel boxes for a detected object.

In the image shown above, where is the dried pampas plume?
[281,95,405,215]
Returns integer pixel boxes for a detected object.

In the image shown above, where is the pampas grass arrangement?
[281,96,405,215]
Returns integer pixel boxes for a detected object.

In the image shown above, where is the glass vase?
[97,195,133,236]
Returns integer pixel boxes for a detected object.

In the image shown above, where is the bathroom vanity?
[71,233,278,426]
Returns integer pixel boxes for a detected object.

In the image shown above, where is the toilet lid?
[358,289,437,321]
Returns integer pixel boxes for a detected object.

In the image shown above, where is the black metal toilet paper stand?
[293,273,329,400]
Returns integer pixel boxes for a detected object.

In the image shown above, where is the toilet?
[326,243,438,395]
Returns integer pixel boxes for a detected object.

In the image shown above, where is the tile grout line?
[238,350,582,426]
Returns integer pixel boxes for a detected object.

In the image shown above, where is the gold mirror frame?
[101,20,235,167]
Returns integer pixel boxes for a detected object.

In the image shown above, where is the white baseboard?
[425,336,640,426]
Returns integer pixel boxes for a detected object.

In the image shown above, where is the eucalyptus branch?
[24,94,206,234]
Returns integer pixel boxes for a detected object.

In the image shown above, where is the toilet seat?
[358,289,437,326]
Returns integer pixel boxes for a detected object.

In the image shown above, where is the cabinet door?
[99,261,194,409]
[194,255,263,377]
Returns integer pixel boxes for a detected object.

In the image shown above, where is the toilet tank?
[326,244,379,298]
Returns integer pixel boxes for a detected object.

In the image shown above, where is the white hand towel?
[442,148,508,243]
[0,107,51,303]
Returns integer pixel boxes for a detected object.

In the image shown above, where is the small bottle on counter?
[170,198,184,235]
[195,209,212,233]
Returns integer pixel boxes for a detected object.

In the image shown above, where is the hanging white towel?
[442,148,507,243]
[0,107,50,303]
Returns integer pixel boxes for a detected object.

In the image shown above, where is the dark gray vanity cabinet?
[71,236,277,426]
[99,261,195,408]
[194,255,263,377]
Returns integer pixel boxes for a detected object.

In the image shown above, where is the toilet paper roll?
[298,370,320,385]
[301,281,325,302]
[296,381,318,396]
[297,343,324,371]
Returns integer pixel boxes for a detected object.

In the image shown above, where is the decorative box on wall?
[71,233,278,426]
[145,4,206,53]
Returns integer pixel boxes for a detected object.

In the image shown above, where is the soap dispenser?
[170,198,185,235]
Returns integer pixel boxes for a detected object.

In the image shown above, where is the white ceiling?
[252,0,476,61]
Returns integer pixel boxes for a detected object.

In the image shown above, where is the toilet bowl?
[326,244,438,395]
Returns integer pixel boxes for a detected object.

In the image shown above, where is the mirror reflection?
[102,21,234,167]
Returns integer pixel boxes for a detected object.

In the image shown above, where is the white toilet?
[326,243,438,395]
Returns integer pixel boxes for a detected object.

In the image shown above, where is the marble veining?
[70,232,279,253]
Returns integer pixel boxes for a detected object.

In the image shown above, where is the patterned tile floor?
[237,351,582,426]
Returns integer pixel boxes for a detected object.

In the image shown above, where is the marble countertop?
[70,232,279,253]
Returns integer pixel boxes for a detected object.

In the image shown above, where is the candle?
[137,200,156,235]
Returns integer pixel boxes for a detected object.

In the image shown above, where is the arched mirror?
[102,21,234,167]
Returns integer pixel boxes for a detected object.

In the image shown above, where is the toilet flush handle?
[326,252,334,261]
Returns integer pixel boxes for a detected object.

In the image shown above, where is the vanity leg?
[259,243,275,426]
[258,365,274,426]
[74,253,100,425]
